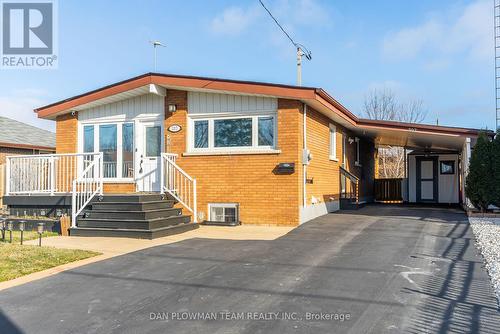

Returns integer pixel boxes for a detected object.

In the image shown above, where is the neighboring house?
[0,116,55,207]
[2,73,489,238]
[0,116,55,163]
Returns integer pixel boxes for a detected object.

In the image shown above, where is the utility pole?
[297,47,302,86]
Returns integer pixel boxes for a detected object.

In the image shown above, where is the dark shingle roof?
[0,116,55,149]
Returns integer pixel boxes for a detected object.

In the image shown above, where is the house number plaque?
[168,124,182,133]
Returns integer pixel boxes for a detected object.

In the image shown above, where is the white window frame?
[208,203,239,223]
[354,137,361,167]
[188,112,277,153]
[78,120,135,182]
[329,124,338,161]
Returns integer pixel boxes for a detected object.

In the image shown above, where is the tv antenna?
[149,40,165,72]
[259,0,312,86]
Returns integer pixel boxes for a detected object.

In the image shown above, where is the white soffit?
[72,84,165,112]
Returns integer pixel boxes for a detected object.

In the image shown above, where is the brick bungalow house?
[2,73,486,238]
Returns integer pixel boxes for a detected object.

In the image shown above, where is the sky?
[0,0,496,132]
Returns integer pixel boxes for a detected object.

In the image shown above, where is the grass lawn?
[0,232,101,282]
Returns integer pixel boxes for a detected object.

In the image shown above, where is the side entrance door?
[416,156,438,203]
[135,121,163,192]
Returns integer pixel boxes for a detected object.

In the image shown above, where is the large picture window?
[80,122,134,180]
[190,114,276,151]
[214,118,252,147]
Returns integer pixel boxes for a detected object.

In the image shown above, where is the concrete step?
[340,198,365,210]
[96,194,165,203]
[84,207,182,220]
[77,215,191,230]
[90,200,175,211]
[69,222,199,239]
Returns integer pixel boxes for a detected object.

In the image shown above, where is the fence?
[0,164,4,207]
[374,178,403,202]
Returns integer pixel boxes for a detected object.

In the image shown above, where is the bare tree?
[363,89,427,178]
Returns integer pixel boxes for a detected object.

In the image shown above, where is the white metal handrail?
[161,153,197,223]
[71,153,103,226]
[5,153,102,195]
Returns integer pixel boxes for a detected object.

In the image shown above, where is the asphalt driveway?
[0,205,498,333]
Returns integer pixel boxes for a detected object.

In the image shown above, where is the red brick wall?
[305,107,374,205]
[165,91,303,226]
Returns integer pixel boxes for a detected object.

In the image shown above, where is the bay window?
[190,114,276,151]
[81,122,134,180]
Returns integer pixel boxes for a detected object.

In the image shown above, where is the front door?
[416,157,438,203]
[136,121,162,192]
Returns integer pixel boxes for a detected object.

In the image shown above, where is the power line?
[258,0,312,85]
[259,0,295,46]
[258,0,312,58]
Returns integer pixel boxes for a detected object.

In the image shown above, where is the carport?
[353,119,492,207]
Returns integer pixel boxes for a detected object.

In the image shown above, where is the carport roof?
[33,72,492,151]
[355,119,492,151]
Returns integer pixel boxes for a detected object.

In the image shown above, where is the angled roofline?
[34,73,318,117]
[34,72,492,138]
[0,141,55,151]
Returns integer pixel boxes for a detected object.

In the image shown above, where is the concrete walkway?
[0,205,498,333]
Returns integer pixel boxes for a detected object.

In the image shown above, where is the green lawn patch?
[0,244,100,282]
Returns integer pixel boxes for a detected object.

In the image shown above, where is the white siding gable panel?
[188,91,277,115]
[78,94,164,122]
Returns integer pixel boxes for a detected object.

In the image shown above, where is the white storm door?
[136,121,163,192]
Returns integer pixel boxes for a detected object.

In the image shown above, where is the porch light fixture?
[19,220,26,245]
[7,221,13,243]
[37,223,45,247]
[168,104,177,113]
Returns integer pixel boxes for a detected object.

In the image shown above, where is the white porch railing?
[71,153,103,226]
[5,153,103,227]
[160,153,197,223]
[6,153,101,195]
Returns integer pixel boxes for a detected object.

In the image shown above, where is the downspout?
[302,103,307,209]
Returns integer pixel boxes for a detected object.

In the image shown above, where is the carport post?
[404,147,408,202]
[462,138,472,209]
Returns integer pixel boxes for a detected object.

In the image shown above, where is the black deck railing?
[340,166,359,203]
